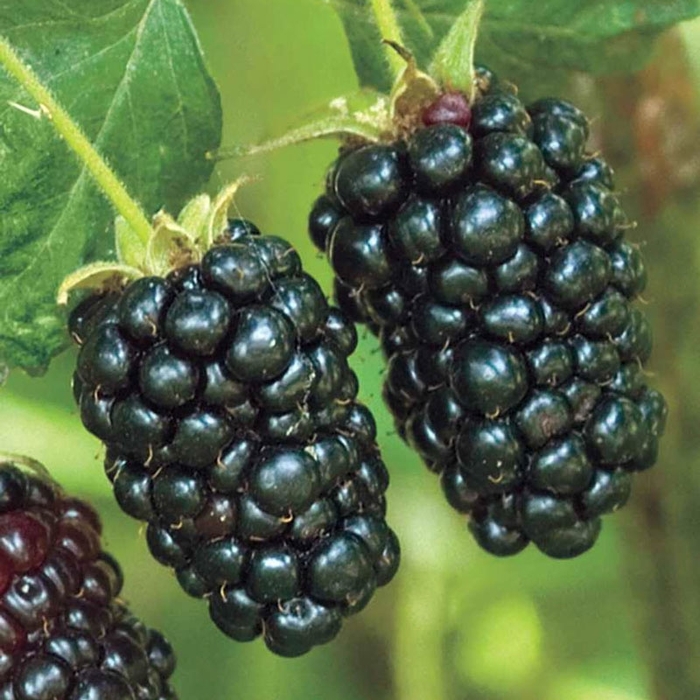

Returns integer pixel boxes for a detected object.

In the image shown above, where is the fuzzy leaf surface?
[330,0,700,91]
[0,0,222,373]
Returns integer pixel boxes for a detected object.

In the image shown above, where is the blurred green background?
[2,2,700,699]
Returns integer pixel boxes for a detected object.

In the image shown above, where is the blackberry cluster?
[0,457,177,700]
[308,68,668,559]
[69,220,399,657]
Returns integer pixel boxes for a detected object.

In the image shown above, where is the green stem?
[0,36,153,244]
[369,0,406,81]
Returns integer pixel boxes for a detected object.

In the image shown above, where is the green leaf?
[0,0,222,373]
[331,0,700,92]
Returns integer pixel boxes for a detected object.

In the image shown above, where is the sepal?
[56,261,143,305]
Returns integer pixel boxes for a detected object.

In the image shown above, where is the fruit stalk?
[601,31,700,700]
[0,35,153,244]
[368,0,406,80]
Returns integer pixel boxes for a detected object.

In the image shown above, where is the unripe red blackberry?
[0,455,177,699]
[68,219,399,656]
[308,67,667,559]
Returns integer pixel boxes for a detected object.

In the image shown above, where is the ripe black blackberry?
[68,219,399,657]
[308,68,667,559]
[0,455,177,699]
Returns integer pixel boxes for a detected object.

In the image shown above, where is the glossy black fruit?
[408,124,472,193]
[310,70,666,559]
[69,222,399,655]
[0,457,177,698]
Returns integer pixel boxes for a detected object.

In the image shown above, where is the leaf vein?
[0,0,161,305]
[158,1,189,157]
[2,0,144,34]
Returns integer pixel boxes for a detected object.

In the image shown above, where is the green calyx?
[385,0,486,119]
[209,50,440,161]
[428,0,484,102]
[56,179,248,305]
[385,41,439,132]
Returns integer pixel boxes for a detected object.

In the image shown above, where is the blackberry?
[308,68,667,559]
[0,455,177,698]
[68,219,399,656]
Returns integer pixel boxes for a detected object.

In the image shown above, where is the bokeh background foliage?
[2,1,700,699]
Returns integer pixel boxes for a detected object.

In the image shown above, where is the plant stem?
[0,36,153,244]
[369,0,406,81]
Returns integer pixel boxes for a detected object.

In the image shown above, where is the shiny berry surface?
[69,221,399,655]
[311,71,667,559]
[0,458,177,698]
